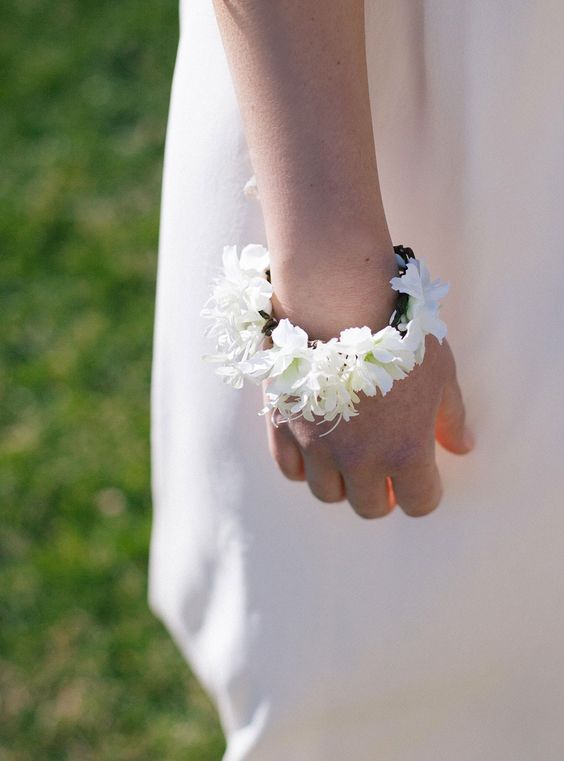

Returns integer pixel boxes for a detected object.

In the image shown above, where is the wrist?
[201,241,450,433]
[269,237,399,341]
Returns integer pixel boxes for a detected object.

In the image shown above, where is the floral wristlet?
[200,238,449,435]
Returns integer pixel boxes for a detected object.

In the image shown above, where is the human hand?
[211,0,472,517]
[263,335,474,519]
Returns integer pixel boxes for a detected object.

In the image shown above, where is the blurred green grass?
[0,0,225,758]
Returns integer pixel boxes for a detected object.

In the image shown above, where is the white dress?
[149,1,564,759]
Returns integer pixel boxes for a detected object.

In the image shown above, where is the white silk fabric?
[149,1,564,759]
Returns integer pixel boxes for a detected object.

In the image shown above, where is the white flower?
[220,244,272,313]
[268,319,310,374]
[292,339,353,420]
[371,325,417,376]
[336,325,415,397]
[237,348,277,383]
[272,319,308,349]
[200,244,273,386]
[238,243,269,274]
[202,244,449,432]
[399,318,427,363]
[243,174,259,200]
[261,338,360,428]
[336,326,375,355]
[213,362,247,389]
[237,318,313,388]
[390,258,449,341]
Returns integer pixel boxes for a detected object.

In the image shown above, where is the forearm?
[213,0,397,339]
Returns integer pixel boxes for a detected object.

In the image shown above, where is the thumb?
[435,370,474,454]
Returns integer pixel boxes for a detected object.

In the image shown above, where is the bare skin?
[213,0,474,518]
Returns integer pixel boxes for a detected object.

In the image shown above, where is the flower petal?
[239,244,270,273]
[271,318,309,350]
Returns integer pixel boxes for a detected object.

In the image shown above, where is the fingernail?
[463,427,475,450]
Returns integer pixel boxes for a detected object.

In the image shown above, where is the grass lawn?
[0,0,225,757]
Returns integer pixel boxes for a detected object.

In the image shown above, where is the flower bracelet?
[200,239,449,435]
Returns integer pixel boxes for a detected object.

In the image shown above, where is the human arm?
[212,0,474,517]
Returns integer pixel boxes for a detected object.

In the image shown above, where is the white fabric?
[149,1,564,758]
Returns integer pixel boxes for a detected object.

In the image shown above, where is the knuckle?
[309,483,344,504]
[281,464,304,481]
[402,502,439,518]
[384,438,427,472]
[349,501,389,520]
[288,421,318,454]
[278,460,302,481]
[295,432,312,451]
[333,438,367,471]
[401,490,443,518]
[272,448,303,481]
